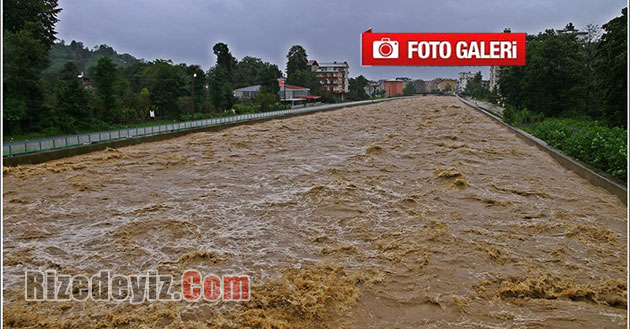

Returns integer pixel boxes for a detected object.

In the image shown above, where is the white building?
[557,22,588,41]
[234,80,313,103]
[234,85,261,99]
[457,71,477,93]
[489,66,501,92]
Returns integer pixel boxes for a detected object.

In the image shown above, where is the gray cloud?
[56,0,625,80]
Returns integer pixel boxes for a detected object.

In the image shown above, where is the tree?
[54,62,92,132]
[286,45,308,78]
[499,31,582,117]
[92,56,118,121]
[233,56,282,94]
[212,42,237,79]
[348,75,370,100]
[403,82,416,96]
[463,72,491,100]
[286,69,324,99]
[145,60,186,118]
[188,65,208,113]
[580,24,602,117]
[257,63,282,96]
[3,23,50,134]
[207,66,234,112]
[594,7,627,127]
[3,0,62,49]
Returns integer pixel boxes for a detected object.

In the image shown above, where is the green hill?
[45,41,142,75]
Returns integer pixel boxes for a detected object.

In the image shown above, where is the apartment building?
[308,61,350,100]
[489,66,501,92]
[457,71,477,93]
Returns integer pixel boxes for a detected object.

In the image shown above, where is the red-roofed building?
[278,79,320,105]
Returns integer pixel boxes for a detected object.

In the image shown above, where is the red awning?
[296,95,321,99]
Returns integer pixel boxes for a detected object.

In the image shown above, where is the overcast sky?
[56,0,625,81]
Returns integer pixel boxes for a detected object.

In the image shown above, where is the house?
[234,85,261,99]
[383,80,404,97]
[309,61,350,100]
[77,72,92,89]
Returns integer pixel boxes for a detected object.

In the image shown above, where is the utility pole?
[192,73,197,120]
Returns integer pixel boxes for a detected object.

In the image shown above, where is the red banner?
[361,29,526,66]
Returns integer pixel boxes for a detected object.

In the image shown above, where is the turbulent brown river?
[3,96,627,328]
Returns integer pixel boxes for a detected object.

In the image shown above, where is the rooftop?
[318,61,349,67]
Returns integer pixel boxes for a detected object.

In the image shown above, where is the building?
[77,72,92,89]
[457,71,477,93]
[413,79,426,93]
[234,85,261,99]
[306,60,319,72]
[309,61,350,100]
[439,79,457,94]
[489,66,501,92]
[383,80,404,97]
[278,79,311,100]
[364,80,380,97]
[425,79,440,93]
[557,22,588,40]
[487,28,514,93]
[234,80,320,105]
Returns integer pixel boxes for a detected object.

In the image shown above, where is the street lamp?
[192,73,197,121]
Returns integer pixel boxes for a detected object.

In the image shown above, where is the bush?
[529,118,627,180]
[503,106,544,125]
[233,103,259,114]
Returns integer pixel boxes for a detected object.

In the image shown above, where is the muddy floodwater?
[3,96,627,328]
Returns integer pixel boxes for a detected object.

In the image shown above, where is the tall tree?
[54,62,92,132]
[212,42,237,79]
[3,0,62,49]
[146,60,186,118]
[3,24,50,134]
[348,75,370,100]
[3,0,62,135]
[92,56,118,120]
[207,66,234,112]
[188,65,208,113]
[594,7,627,127]
[579,24,602,117]
[286,45,308,78]
[233,56,282,92]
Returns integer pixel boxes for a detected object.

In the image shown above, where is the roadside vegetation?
[463,8,627,181]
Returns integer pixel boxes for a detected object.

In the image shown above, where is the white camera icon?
[373,38,399,59]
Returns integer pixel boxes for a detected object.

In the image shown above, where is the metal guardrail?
[3,99,389,157]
